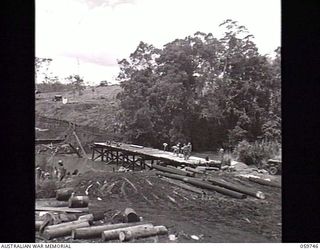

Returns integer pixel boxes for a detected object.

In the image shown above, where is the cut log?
[78,214,94,223]
[72,222,148,239]
[101,224,154,241]
[35,206,89,213]
[35,221,43,231]
[119,225,168,242]
[182,177,247,199]
[196,166,220,172]
[123,208,140,223]
[156,172,189,181]
[56,188,74,201]
[160,176,205,195]
[42,220,90,240]
[184,167,205,174]
[68,196,89,208]
[130,144,144,149]
[36,199,69,207]
[249,177,281,188]
[152,164,193,177]
[166,165,195,177]
[206,177,265,199]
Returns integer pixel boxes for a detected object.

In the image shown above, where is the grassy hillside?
[35,85,122,130]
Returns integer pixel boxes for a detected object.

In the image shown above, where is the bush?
[233,140,281,167]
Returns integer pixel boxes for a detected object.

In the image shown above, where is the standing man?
[163,142,168,151]
[186,142,192,160]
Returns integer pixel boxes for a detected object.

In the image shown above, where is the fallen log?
[152,164,193,177]
[130,144,144,149]
[36,199,69,207]
[119,225,168,242]
[56,188,74,201]
[35,206,89,213]
[72,222,148,239]
[182,177,247,199]
[68,196,89,208]
[123,208,140,223]
[248,177,281,188]
[101,224,154,241]
[184,167,205,174]
[206,177,265,199]
[156,172,189,181]
[159,176,205,195]
[42,220,90,239]
[166,165,195,177]
[196,166,220,172]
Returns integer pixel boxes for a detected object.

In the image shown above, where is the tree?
[116,21,281,150]
[66,74,85,96]
[35,57,53,84]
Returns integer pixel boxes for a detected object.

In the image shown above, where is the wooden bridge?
[91,142,217,169]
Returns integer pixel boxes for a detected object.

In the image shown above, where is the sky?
[36,0,281,85]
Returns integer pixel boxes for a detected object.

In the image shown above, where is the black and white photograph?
[35,0,281,243]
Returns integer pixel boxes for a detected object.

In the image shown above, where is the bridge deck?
[92,142,217,166]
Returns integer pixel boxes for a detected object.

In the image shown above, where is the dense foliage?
[116,20,281,151]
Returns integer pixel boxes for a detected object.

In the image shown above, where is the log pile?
[36,201,168,242]
[155,163,270,200]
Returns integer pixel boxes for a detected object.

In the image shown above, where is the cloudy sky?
[36,0,281,84]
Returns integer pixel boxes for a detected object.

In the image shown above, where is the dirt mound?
[37,168,281,243]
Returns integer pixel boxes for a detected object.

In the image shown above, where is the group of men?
[170,142,192,160]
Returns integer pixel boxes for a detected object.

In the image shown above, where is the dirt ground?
[35,160,281,243]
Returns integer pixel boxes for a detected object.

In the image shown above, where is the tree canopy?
[116,20,281,151]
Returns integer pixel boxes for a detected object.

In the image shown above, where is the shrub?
[233,139,281,167]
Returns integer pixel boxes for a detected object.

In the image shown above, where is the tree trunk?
[184,167,205,174]
[72,222,148,239]
[183,177,247,199]
[42,220,90,240]
[156,172,188,181]
[206,177,265,199]
[36,206,89,213]
[123,208,140,223]
[68,196,89,208]
[119,225,168,242]
[248,177,281,188]
[56,188,73,201]
[159,176,205,194]
[152,164,193,177]
[101,224,154,241]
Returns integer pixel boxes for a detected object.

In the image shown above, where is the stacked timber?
[157,172,246,199]
[184,167,205,174]
[206,177,265,199]
[41,220,91,240]
[248,176,281,188]
[157,173,205,194]
[153,164,194,177]
[182,177,247,199]
[72,222,147,239]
